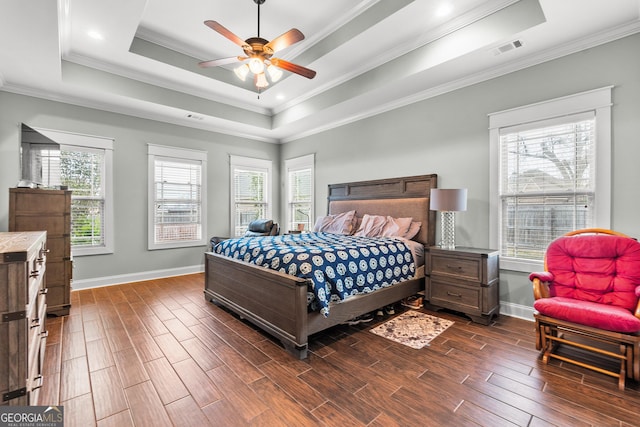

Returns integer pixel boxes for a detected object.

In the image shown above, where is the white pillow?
[313,210,357,234]
[402,221,421,240]
[355,214,413,238]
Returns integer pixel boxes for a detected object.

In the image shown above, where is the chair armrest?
[209,236,230,250]
[635,286,640,319]
[530,272,553,300]
[529,271,554,282]
[531,278,550,300]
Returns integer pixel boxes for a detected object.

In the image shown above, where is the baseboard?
[500,301,535,322]
[71,264,205,290]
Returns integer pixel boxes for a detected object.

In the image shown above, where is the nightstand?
[425,246,499,325]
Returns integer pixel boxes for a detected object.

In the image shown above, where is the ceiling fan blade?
[264,28,304,54]
[204,20,251,51]
[270,58,316,79]
[198,56,244,68]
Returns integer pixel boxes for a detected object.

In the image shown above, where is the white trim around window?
[229,155,273,237]
[489,86,612,272]
[285,154,315,233]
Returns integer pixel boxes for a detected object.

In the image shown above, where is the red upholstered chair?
[530,229,640,389]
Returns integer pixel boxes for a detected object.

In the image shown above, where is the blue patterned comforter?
[213,232,416,317]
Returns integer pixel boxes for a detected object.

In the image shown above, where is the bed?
[204,174,437,359]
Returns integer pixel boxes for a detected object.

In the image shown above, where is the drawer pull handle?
[38,249,50,262]
[30,318,40,329]
[40,288,48,295]
[446,264,463,270]
[31,375,44,391]
[30,270,40,278]
[41,330,49,339]
[447,291,462,298]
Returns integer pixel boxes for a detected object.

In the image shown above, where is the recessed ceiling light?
[276,94,285,101]
[87,30,103,40]
[435,3,454,17]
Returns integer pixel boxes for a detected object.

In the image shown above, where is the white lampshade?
[255,72,269,88]
[248,57,265,74]
[234,64,250,81]
[430,188,468,212]
[267,64,283,82]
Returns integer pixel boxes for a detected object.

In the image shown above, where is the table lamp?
[430,188,467,250]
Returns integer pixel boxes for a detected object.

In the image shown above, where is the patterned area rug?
[370,311,454,349]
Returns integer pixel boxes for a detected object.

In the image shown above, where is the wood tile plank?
[172,358,221,407]
[144,357,189,405]
[85,338,115,372]
[60,357,91,402]
[90,366,129,421]
[124,381,173,427]
[165,396,212,427]
[113,347,149,388]
[96,410,134,427]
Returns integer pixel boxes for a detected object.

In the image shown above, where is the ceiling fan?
[198,0,316,90]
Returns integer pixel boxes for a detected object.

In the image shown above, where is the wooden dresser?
[425,246,500,325]
[9,188,72,316]
[0,231,48,406]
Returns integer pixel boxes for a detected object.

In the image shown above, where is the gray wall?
[281,33,640,312]
[0,94,280,283]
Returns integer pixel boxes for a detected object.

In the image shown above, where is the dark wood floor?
[39,273,640,426]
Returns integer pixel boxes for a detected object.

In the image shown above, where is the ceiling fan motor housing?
[245,37,273,57]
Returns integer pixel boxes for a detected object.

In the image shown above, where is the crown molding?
[0,82,279,144]
[63,52,271,116]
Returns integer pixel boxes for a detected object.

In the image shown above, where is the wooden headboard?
[327,174,437,246]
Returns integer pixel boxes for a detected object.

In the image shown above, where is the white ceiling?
[1,0,639,143]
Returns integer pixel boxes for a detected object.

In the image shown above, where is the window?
[489,87,612,272]
[26,128,114,256]
[285,154,314,232]
[148,145,207,250]
[230,156,272,237]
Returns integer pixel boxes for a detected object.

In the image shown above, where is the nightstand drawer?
[429,280,481,312]
[430,254,482,282]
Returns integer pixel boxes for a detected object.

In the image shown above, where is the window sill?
[500,257,544,273]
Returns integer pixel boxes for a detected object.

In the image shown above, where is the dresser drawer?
[430,254,483,283]
[429,280,481,313]
[11,215,69,237]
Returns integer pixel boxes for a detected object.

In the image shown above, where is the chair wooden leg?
[633,342,640,381]
[619,344,627,390]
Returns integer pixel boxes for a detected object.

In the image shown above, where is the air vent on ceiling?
[491,39,524,56]
[185,113,204,121]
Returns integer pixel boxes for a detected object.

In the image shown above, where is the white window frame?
[489,86,612,272]
[230,155,273,237]
[285,154,315,232]
[148,144,208,250]
[34,127,114,256]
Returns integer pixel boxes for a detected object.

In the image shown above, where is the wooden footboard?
[204,251,424,359]
[204,251,310,358]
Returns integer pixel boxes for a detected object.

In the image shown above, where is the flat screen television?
[19,123,61,188]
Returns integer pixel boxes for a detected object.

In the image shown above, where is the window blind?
[288,167,312,231]
[233,168,268,236]
[499,115,595,261]
[61,147,106,247]
[153,157,202,244]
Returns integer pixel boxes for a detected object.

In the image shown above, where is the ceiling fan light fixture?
[267,64,283,82]
[234,64,250,81]
[255,72,269,88]
[248,57,265,74]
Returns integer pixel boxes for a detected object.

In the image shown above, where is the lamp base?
[440,211,456,250]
